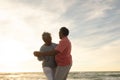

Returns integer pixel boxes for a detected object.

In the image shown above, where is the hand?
[33,51,40,57]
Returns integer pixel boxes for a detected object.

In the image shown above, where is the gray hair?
[42,32,51,39]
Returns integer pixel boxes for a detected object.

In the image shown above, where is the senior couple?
[33,27,72,80]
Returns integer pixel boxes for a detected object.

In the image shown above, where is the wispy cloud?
[64,0,120,48]
[0,0,120,71]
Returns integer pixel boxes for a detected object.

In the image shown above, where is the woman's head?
[42,32,52,45]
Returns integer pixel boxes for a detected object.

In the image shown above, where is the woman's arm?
[34,49,59,57]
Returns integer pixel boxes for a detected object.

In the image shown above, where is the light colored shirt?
[38,43,57,68]
[55,37,72,66]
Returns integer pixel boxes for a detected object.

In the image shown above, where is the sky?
[0,0,120,72]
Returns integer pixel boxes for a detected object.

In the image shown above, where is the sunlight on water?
[0,71,120,80]
[0,72,45,80]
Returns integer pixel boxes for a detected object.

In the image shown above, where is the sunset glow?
[0,0,120,72]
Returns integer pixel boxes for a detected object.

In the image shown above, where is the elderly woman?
[37,32,57,80]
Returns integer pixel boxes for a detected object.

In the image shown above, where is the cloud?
[0,0,120,72]
[10,0,75,14]
[0,0,75,49]
[68,0,120,49]
[71,24,120,49]
[61,0,113,21]
[72,37,120,71]
[3,0,74,31]
[85,0,114,21]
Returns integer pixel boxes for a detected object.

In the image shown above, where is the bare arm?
[33,49,59,57]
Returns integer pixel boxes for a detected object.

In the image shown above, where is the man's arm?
[33,49,59,57]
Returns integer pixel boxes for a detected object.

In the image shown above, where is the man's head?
[42,32,52,45]
[59,27,69,39]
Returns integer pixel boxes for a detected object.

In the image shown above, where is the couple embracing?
[33,27,72,80]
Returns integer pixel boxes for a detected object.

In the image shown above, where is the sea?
[0,71,120,80]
